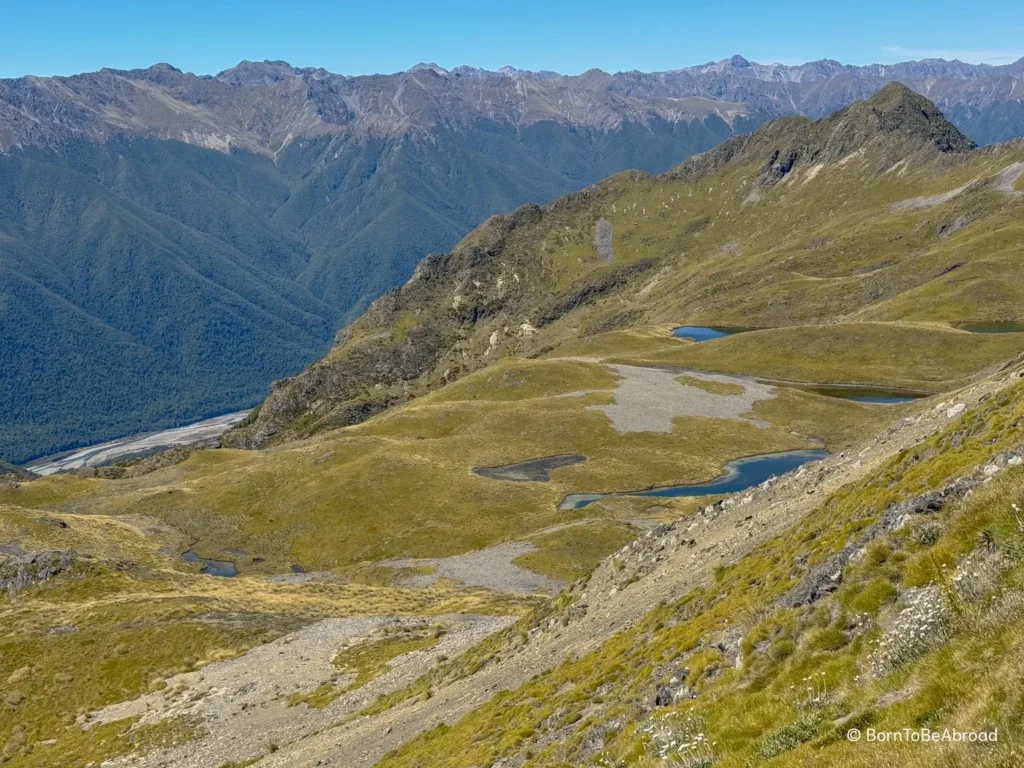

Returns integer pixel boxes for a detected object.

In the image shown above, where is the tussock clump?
[1,725,27,762]
[914,522,943,545]
[758,709,827,759]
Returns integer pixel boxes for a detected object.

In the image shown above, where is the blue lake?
[671,326,745,342]
[558,449,830,511]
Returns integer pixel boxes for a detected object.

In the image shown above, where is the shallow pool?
[956,322,1024,334]
[796,385,929,404]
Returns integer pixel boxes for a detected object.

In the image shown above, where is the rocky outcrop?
[781,446,1024,608]
[0,551,81,595]
[0,460,32,478]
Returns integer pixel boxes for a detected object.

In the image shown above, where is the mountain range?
[3,83,1024,767]
[3,55,1024,463]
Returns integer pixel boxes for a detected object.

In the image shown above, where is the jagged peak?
[665,86,974,187]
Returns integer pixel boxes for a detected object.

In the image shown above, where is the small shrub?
[914,523,942,546]
[5,667,30,685]
[2,725,27,761]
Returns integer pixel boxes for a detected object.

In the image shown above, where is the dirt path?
[256,368,1018,767]
[994,161,1024,195]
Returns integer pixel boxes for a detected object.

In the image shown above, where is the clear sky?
[4,0,1023,79]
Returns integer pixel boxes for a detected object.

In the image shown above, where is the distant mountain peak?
[215,59,299,86]
[148,62,183,73]
[409,62,448,75]
[669,85,975,190]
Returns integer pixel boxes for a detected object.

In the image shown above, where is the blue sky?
[3,0,1023,79]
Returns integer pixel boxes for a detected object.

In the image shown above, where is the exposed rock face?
[593,218,614,262]
[654,666,694,706]
[0,551,80,595]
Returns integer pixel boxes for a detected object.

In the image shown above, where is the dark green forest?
[0,115,759,464]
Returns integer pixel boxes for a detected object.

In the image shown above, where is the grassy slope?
[4,96,1024,766]
[375,378,1024,768]
[558,323,1024,390]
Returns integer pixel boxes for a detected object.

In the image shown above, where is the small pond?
[956,322,1024,334]
[671,326,747,342]
[182,549,238,578]
[558,449,829,511]
[794,385,929,405]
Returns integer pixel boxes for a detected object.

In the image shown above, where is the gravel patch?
[26,411,251,476]
[89,613,513,768]
[591,365,774,433]
[384,542,563,595]
[994,162,1024,195]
